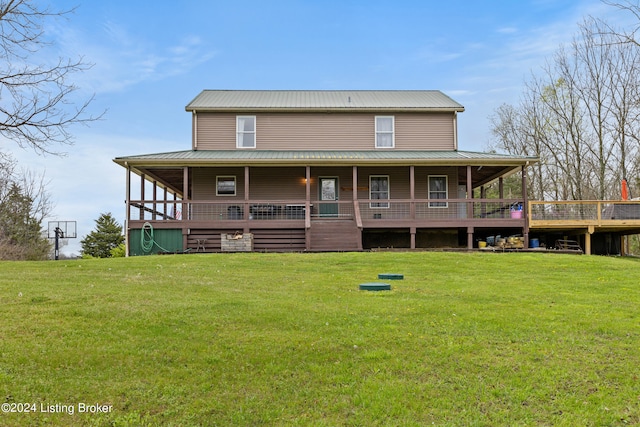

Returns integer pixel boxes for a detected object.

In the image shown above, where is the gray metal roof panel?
[185,90,464,111]
[115,150,536,165]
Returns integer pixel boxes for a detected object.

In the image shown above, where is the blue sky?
[2,0,626,255]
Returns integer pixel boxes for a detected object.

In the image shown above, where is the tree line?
[490,2,640,202]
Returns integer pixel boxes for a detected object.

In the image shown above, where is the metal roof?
[114,150,536,166]
[185,90,465,112]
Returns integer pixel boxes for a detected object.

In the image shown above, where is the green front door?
[319,178,339,217]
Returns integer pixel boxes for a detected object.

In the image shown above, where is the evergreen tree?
[81,213,124,258]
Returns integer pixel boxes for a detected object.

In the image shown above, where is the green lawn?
[1,252,639,426]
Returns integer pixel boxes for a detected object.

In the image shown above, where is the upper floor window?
[375,116,394,148]
[236,116,256,148]
[428,175,448,208]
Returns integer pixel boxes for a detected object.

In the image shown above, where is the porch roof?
[114,149,536,167]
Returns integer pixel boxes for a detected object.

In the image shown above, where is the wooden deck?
[528,201,640,255]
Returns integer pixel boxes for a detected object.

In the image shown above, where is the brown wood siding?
[396,114,454,150]
[192,167,308,201]
[192,167,245,200]
[195,112,455,150]
[248,167,307,200]
[309,167,354,201]
[195,113,236,150]
[192,166,458,202]
[414,167,458,199]
[191,166,460,202]
[357,167,412,199]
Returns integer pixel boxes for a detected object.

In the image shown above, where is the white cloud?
[50,20,217,95]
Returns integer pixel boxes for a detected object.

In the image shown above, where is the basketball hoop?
[48,221,77,260]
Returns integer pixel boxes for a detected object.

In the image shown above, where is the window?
[428,175,448,208]
[375,116,394,148]
[236,116,256,148]
[370,175,389,208]
[216,176,236,196]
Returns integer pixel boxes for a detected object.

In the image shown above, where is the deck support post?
[585,226,594,255]
[522,165,529,248]
[467,226,474,249]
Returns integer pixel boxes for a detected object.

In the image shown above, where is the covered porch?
[114,150,535,254]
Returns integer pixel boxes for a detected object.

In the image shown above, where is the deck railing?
[528,200,640,226]
[128,198,526,224]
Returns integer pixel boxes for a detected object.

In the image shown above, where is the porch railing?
[128,199,525,223]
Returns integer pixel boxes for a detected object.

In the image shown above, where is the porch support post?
[466,165,473,220]
[522,165,529,248]
[152,180,157,220]
[244,166,250,230]
[182,167,189,251]
[163,186,168,219]
[140,173,145,220]
[499,177,504,198]
[305,166,311,251]
[125,164,131,257]
[173,191,177,221]
[466,166,474,249]
[353,166,362,250]
[410,166,416,249]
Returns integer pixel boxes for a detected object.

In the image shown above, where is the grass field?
[1,251,639,426]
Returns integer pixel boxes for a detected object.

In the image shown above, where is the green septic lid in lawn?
[378,273,404,280]
[359,282,391,291]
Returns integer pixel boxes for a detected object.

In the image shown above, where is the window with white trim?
[428,175,448,208]
[236,116,256,148]
[370,175,389,208]
[216,176,236,196]
[375,116,394,148]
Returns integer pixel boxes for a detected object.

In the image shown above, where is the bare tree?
[0,0,100,154]
[490,8,640,203]
[0,152,52,260]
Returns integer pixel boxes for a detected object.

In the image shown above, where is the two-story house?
[114,90,538,255]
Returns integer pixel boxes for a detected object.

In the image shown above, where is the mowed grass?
[1,252,639,426]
